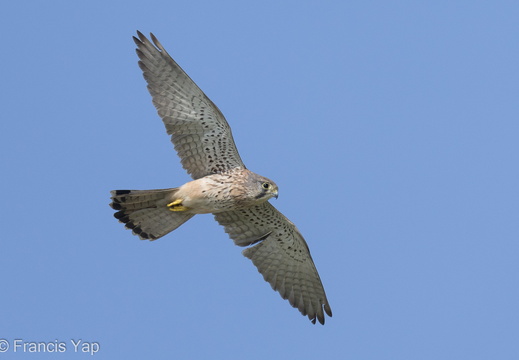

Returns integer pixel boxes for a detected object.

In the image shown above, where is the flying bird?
[110,31,332,324]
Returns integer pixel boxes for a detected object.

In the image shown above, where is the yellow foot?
[167,199,189,212]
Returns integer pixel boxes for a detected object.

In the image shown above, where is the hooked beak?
[273,189,279,199]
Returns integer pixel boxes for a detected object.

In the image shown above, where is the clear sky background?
[1,1,518,359]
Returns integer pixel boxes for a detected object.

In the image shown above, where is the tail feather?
[110,188,194,240]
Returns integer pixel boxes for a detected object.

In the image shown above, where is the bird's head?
[251,175,279,202]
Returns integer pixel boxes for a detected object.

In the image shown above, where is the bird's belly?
[176,176,247,214]
[182,195,237,214]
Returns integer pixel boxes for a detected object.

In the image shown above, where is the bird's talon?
[167,199,188,212]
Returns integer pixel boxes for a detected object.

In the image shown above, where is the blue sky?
[2,1,518,359]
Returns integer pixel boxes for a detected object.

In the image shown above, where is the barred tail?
[109,188,194,240]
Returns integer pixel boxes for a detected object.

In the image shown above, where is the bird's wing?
[214,202,332,324]
[134,31,245,179]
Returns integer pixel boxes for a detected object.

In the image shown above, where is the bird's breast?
[176,173,253,214]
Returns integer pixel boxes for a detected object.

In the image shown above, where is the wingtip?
[309,302,332,325]
[325,303,333,318]
[133,31,165,54]
[134,30,153,48]
[135,30,145,41]
[150,32,165,52]
[133,31,143,45]
[315,312,325,325]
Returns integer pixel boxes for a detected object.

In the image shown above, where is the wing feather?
[214,202,332,324]
[133,31,245,179]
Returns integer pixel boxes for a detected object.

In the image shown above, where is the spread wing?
[214,202,332,324]
[133,31,245,179]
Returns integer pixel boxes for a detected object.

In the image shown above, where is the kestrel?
[110,31,332,324]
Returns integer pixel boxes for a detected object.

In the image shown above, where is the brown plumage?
[109,31,332,324]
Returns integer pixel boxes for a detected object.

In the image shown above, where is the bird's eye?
[262,182,270,190]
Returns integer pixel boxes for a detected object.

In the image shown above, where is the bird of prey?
[110,31,332,324]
